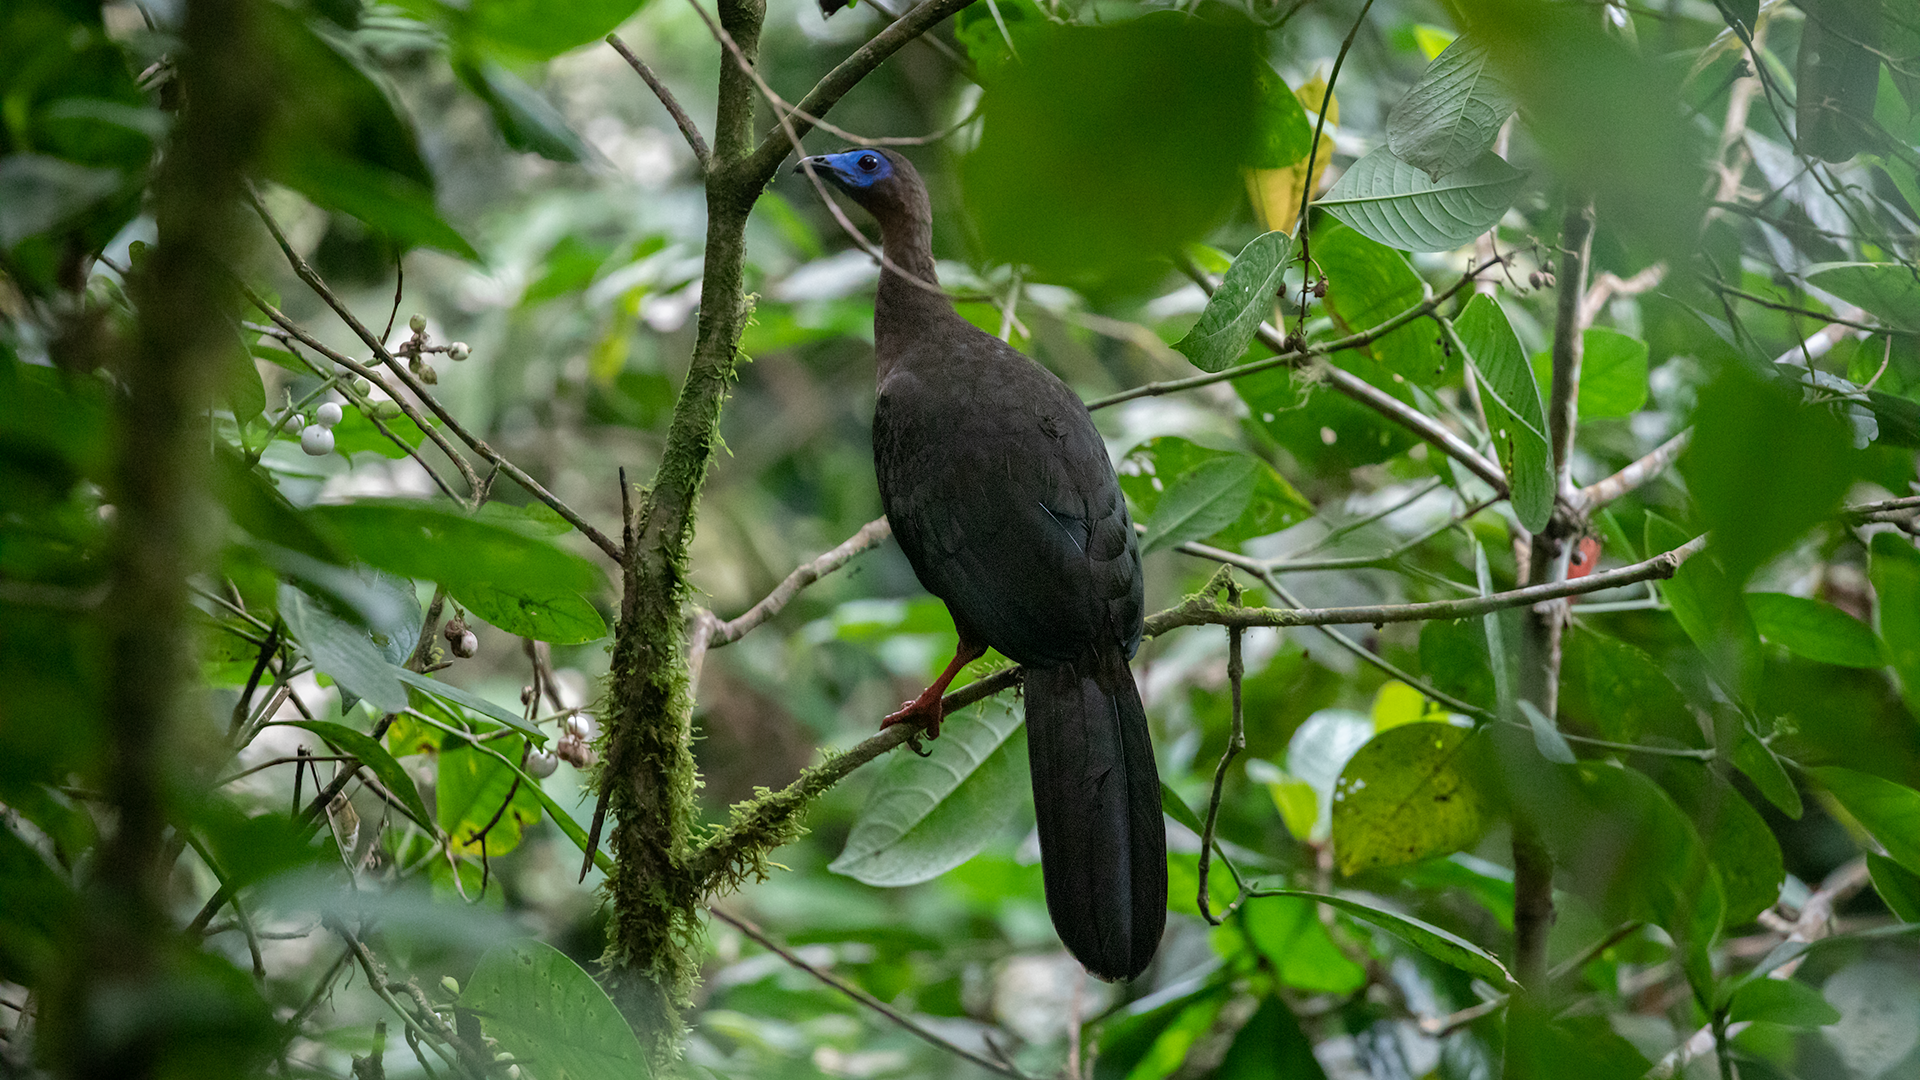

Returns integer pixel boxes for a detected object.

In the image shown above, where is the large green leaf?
[1314,223,1452,385]
[1214,995,1328,1080]
[1250,65,1315,169]
[1529,328,1648,419]
[1251,889,1513,988]
[1330,721,1490,875]
[1119,437,1311,548]
[1320,147,1525,253]
[438,735,541,857]
[1806,264,1920,331]
[454,57,590,163]
[1814,766,1920,875]
[461,939,650,1079]
[1727,977,1841,1029]
[1561,627,1702,746]
[278,583,410,714]
[1747,592,1885,668]
[462,0,650,61]
[282,719,435,831]
[1455,294,1553,531]
[393,667,544,742]
[1141,454,1258,555]
[1238,895,1366,994]
[1173,230,1293,372]
[1386,33,1516,181]
[1867,853,1920,922]
[449,579,607,645]
[828,706,1027,886]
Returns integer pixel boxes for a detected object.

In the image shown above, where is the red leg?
[881,639,987,741]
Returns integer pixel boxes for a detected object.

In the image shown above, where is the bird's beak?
[794,156,827,176]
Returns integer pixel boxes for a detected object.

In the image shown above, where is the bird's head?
[794,147,928,226]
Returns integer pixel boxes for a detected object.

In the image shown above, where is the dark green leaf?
[1867,853,1920,921]
[463,0,650,61]
[1172,231,1293,372]
[278,583,409,714]
[1456,294,1553,532]
[273,149,477,260]
[1386,33,1516,180]
[393,668,544,742]
[1120,437,1311,548]
[1806,263,1920,331]
[313,499,604,599]
[1813,766,1920,874]
[1092,983,1230,1080]
[1561,627,1702,747]
[1728,976,1843,1028]
[1215,995,1328,1080]
[1250,889,1514,988]
[1795,0,1882,163]
[1250,66,1314,169]
[1647,512,1762,699]
[1730,722,1802,819]
[0,155,123,249]
[1871,532,1920,717]
[1320,147,1525,253]
[828,705,1027,886]
[455,57,590,163]
[1142,455,1258,555]
[0,820,75,983]
[461,940,651,1080]
[1530,328,1648,419]
[283,719,434,830]
[1747,592,1885,668]
[1331,721,1491,874]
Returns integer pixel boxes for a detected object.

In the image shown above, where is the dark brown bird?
[796,148,1166,981]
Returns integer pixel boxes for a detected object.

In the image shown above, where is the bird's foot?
[881,692,945,756]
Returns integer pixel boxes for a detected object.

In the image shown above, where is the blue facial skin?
[810,149,892,189]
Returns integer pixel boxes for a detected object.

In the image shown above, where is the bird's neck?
[874,212,953,367]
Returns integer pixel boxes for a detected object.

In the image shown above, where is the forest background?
[4,0,1920,1077]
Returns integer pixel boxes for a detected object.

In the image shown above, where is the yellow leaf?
[1371,680,1428,731]
[1244,73,1339,235]
[1412,24,1456,61]
[1267,774,1320,841]
[589,287,646,385]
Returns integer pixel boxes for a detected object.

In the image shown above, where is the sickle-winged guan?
[797,148,1166,981]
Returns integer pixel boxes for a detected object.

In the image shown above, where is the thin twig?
[1291,0,1375,332]
[1711,278,1918,336]
[1575,430,1692,510]
[710,517,892,647]
[606,34,711,170]
[709,905,1033,1080]
[1197,576,1247,926]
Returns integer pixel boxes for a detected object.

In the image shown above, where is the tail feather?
[1023,650,1166,981]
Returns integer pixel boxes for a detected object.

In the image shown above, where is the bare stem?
[606,34,711,170]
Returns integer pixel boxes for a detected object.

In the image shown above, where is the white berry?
[524,750,558,778]
[316,402,344,428]
[448,342,471,361]
[299,425,334,456]
[564,713,599,741]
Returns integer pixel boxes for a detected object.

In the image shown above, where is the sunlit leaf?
[1387,33,1516,180]
[439,734,541,857]
[1331,721,1490,875]
[1239,895,1365,994]
[1320,146,1524,253]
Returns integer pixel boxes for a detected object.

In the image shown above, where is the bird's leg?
[882,638,987,744]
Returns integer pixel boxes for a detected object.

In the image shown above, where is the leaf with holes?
[829,706,1026,886]
[1387,34,1516,180]
[1120,437,1311,547]
[1332,722,1490,875]
[461,939,650,1080]
[1320,147,1525,253]
[1175,230,1293,372]
[1455,295,1553,531]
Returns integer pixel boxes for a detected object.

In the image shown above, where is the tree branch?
[1575,430,1692,510]
[708,906,1034,1079]
[741,0,981,186]
[707,517,893,648]
[606,34,710,170]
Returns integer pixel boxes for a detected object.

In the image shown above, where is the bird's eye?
[858,154,880,172]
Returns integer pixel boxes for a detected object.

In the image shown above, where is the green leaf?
[455,56,590,163]
[460,939,650,1080]
[1794,0,1882,163]
[1455,294,1553,532]
[1813,766,1920,875]
[1172,231,1293,373]
[1251,889,1514,988]
[1730,722,1802,819]
[449,579,606,645]
[1238,895,1366,994]
[1530,328,1648,419]
[1873,532,1920,718]
[461,0,650,61]
[1519,700,1577,764]
[828,706,1027,886]
[278,583,410,714]
[1728,976,1843,1028]
[1250,66,1315,169]
[0,155,124,249]
[1385,33,1517,181]
[1868,853,1920,921]
[1119,437,1311,548]
[1331,721,1490,875]
[1646,511,1761,699]
[1314,223,1451,385]
[964,16,1261,283]
[1142,455,1258,555]
[282,719,434,831]
[1215,995,1328,1080]
[325,407,431,459]
[1159,782,1206,836]
[1092,983,1230,1080]
[1683,364,1854,584]
[1319,147,1525,253]
[393,668,544,742]
[1561,627,1702,747]
[273,149,477,260]
[438,734,541,857]
[1746,592,1885,668]
[1657,762,1784,927]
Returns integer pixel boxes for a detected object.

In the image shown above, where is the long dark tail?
[1023,648,1167,981]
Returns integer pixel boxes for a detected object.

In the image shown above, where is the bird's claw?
[881,697,943,751]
